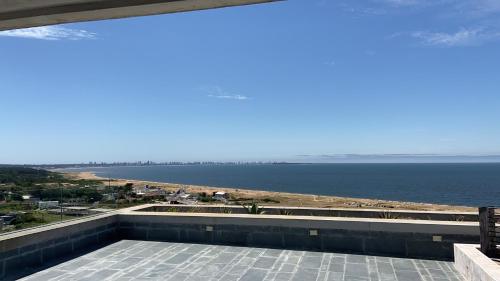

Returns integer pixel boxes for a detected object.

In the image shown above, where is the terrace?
[0,204,480,280]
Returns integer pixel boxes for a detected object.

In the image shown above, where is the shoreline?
[63,171,475,212]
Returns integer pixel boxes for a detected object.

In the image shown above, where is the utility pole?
[59,182,63,221]
[110,178,117,209]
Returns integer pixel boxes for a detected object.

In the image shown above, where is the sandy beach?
[64,171,475,212]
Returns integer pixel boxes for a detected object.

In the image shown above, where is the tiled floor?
[21,240,463,281]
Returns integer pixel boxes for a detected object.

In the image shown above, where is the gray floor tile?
[19,240,464,281]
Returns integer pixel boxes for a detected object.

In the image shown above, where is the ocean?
[64,163,500,207]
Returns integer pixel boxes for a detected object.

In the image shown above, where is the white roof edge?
[0,0,282,31]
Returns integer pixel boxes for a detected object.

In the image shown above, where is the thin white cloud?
[341,0,500,17]
[323,60,336,66]
[411,27,500,47]
[364,49,377,56]
[375,0,463,9]
[203,86,250,101]
[208,94,250,100]
[297,153,500,159]
[378,0,422,7]
[339,0,443,15]
[455,0,500,17]
[439,138,457,142]
[0,26,96,40]
[338,2,388,16]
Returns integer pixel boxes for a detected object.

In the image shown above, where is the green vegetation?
[98,202,144,209]
[112,183,134,200]
[0,166,105,203]
[279,209,293,216]
[229,197,280,206]
[220,207,233,214]
[0,167,62,187]
[0,167,102,187]
[261,198,280,204]
[243,202,265,215]
[378,211,400,220]
[0,166,134,232]
[197,192,215,203]
[12,212,74,230]
[165,206,180,212]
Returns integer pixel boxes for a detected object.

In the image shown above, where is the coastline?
[63,171,475,212]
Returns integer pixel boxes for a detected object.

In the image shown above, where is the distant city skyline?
[7,154,500,165]
[1,0,500,164]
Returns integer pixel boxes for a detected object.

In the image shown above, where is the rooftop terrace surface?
[20,240,463,281]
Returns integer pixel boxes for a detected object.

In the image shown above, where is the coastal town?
[0,166,236,232]
[1,186,231,231]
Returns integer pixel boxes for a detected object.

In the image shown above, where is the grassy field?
[0,166,110,233]
[0,209,76,233]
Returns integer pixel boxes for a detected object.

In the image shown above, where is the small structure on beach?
[213,192,229,202]
[165,187,197,205]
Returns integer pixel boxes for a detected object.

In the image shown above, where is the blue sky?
[1,0,500,164]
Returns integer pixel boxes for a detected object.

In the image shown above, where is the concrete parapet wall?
[119,210,479,260]
[0,214,118,280]
[0,205,481,280]
[454,244,500,281]
[138,205,478,221]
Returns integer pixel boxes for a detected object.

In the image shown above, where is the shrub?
[243,202,265,215]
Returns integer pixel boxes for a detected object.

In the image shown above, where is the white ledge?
[455,244,500,281]
[0,0,282,31]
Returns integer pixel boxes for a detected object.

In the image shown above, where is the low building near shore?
[166,188,198,204]
[102,193,116,201]
[213,191,229,202]
[134,185,167,197]
[38,201,59,209]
